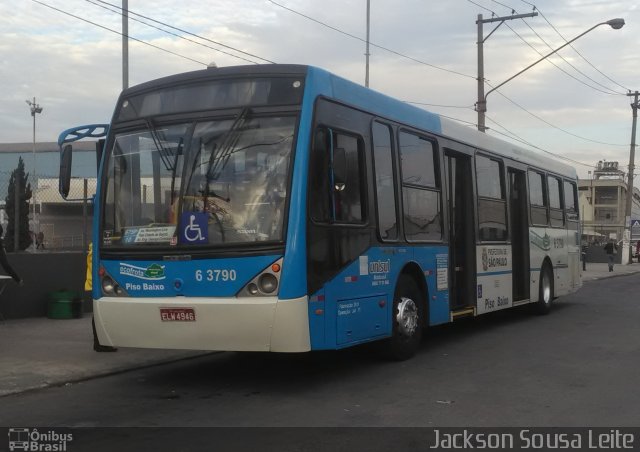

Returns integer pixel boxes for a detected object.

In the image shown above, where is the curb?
[0,352,216,399]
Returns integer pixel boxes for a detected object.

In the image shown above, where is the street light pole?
[25,97,43,235]
[623,91,638,264]
[122,0,129,90]
[476,12,539,133]
[477,18,625,132]
[365,0,370,88]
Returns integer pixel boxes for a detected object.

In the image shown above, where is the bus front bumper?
[93,295,311,352]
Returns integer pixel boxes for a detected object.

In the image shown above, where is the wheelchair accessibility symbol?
[179,212,208,244]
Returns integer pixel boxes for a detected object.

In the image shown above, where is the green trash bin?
[47,290,82,319]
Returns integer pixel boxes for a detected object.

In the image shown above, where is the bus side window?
[310,127,365,224]
[528,170,548,226]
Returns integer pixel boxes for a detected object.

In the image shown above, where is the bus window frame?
[563,179,580,224]
[397,128,443,244]
[309,124,369,228]
[547,174,565,228]
[528,169,549,227]
[370,119,400,243]
[475,152,508,243]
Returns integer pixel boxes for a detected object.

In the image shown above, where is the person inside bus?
[604,239,618,272]
[0,225,24,286]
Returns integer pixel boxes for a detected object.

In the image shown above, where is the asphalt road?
[1,275,638,432]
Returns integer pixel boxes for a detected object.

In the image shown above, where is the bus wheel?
[534,264,553,315]
[382,275,423,361]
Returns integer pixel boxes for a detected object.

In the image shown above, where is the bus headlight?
[258,274,278,293]
[237,258,283,297]
[102,276,116,294]
[100,271,128,297]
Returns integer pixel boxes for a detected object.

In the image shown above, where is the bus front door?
[445,151,476,311]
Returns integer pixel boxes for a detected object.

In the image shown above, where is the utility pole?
[26,97,43,235]
[623,91,639,264]
[476,12,538,132]
[365,0,370,88]
[122,0,129,90]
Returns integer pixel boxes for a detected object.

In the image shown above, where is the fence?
[1,173,97,252]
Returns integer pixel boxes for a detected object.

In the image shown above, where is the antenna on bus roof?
[207,61,218,69]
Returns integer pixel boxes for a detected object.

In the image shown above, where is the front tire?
[381,275,423,361]
[534,264,553,315]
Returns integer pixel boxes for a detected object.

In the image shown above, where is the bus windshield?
[101,113,296,248]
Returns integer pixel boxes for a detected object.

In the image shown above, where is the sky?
[1,0,640,178]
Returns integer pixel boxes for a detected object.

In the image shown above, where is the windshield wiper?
[169,137,184,206]
[206,107,250,181]
[145,119,174,171]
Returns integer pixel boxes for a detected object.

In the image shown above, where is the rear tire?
[381,275,423,361]
[534,264,553,315]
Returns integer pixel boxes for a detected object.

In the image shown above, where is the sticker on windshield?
[122,226,176,244]
[179,212,208,244]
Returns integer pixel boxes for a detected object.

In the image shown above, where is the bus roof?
[304,66,577,179]
[120,64,576,179]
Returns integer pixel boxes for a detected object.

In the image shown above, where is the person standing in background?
[604,239,618,272]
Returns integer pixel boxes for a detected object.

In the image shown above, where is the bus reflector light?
[99,267,106,277]
[271,263,281,273]
[314,309,324,315]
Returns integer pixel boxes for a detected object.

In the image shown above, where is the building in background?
[578,161,640,244]
[0,141,98,249]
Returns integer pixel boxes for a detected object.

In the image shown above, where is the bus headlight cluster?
[100,268,128,297]
[238,258,283,297]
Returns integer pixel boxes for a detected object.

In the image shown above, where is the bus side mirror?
[59,144,72,199]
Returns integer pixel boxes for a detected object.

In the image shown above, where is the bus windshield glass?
[101,113,296,248]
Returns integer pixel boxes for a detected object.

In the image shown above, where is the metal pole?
[365,0,370,88]
[26,97,42,235]
[477,14,485,132]
[478,17,623,132]
[32,99,36,235]
[14,176,20,252]
[83,178,88,253]
[122,0,129,90]
[624,91,638,264]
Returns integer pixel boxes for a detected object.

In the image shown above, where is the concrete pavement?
[1,262,640,398]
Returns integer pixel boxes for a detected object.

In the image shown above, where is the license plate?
[160,307,196,322]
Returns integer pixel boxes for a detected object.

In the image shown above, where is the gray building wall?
[1,252,87,319]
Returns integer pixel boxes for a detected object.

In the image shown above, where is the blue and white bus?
[59,64,581,360]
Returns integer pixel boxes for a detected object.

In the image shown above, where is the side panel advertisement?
[476,245,512,315]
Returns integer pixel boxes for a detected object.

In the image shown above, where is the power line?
[84,0,262,64]
[267,0,475,80]
[404,101,475,109]
[489,0,516,14]
[32,0,208,66]
[92,0,275,64]
[489,83,629,147]
[467,0,498,16]
[470,0,626,95]
[503,22,622,96]
[486,114,595,167]
[517,20,625,95]
[520,0,631,92]
[467,0,629,147]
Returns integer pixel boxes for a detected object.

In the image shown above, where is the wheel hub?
[396,297,418,336]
